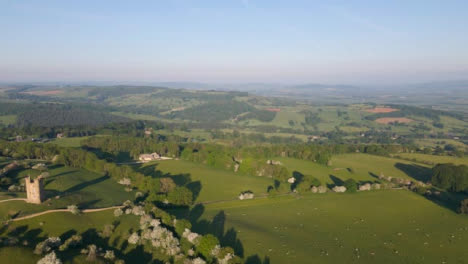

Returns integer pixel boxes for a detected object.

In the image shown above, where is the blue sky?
[1,0,467,84]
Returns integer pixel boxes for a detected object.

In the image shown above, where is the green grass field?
[278,153,432,185]
[0,165,133,218]
[189,190,468,264]
[395,153,468,166]
[139,160,273,203]
[0,211,146,264]
[0,115,17,126]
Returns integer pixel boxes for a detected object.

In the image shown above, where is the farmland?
[192,190,468,264]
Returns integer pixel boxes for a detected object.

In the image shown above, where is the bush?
[67,205,80,215]
[344,179,357,193]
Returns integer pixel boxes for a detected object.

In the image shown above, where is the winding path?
[10,206,123,222]
[0,198,27,203]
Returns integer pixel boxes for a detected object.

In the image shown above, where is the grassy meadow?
[0,211,148,263]
[0,165,133,218]
[395,153,468,166]
[278,153,432,185]
[139,160,273,203]
[189,190,468,264]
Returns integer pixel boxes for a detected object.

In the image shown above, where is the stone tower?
[25,176,45,204]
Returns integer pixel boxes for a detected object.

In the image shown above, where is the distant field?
[0,165,133,218]
[0,115,17,125]
[365,107,399,113]
[141,160,273,203]
[278,153,431,184]
[395,153,468,166]
[375,117,413,124]
[48,136,90,147]
[414,138,467,150]
[21,90,63,96]
[191,190,468,264]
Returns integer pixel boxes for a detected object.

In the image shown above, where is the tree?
[159,177,176,193]
[344,178,357,193]
[37,251,62,264]
[175,219,192,236]
[167,186,193,206]
[197,234,219,260]
[431,163,468,192]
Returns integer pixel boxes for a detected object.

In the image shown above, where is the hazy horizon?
[1,0,468,84]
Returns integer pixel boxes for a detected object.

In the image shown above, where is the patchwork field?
[375,117,414,124]
[365,107,399,113]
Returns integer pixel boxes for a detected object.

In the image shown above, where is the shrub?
[67,205,80,215]
[114,208,123,217]
[344,179,357,193]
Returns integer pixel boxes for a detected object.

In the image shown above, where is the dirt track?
[10,206,123,222]
[0,198,27,203]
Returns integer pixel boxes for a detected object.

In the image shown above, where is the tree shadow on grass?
[23,228,44,245]
[168,205,245,257]
[186,181,202,201]
[291,171,304,190]
[245,254,271,264]
[328,175,343,188]
[395,163,432,182]
[125,245,159,264]
[44,171,77,187]
[62,175,109,194]
[422,190,467,213]
[77,199,102,209]
[7,225,28,237]
[196,210,244,257]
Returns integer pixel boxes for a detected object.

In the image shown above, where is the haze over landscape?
[0,1,467,264]
[1,0,468,84]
